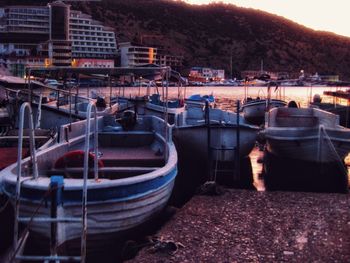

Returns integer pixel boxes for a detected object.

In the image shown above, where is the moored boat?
[241,98,287,125]
[263,107,350,163]
[0,103,177,251]
[174,105,259,162]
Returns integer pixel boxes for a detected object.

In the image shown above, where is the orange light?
[44,58,52,67]
[148,48,154,64]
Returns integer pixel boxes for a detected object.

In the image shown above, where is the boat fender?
[54,150,104,178]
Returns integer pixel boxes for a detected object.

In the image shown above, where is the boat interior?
[18,115,169,180]
[269,107,340,128]
[0,129,54,170]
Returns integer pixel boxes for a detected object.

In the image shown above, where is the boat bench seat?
[276,115,318,127]
[99,146,165,167]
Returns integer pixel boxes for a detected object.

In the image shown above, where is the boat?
[310,93,350,128]
[263,107,350,163]
[241,77,288,125]
[185,94,215,108]
[174,105,259,162]
[0,100,177,252]
[241,98,287,125]
[145,92,185,125]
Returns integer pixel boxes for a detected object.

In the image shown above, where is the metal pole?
[205,100,212,181]
[235,100,240,180]
[13,102,38,251]
[108,74,112,107]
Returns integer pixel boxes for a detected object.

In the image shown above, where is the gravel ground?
[129,189,350,263]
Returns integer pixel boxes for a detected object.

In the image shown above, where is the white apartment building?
[0,6,50,56]
[69,10,117,59]
[0,4,117,64]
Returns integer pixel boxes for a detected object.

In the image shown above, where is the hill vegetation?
[3,0,350,79]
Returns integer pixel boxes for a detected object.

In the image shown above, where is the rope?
[319,126,348,175]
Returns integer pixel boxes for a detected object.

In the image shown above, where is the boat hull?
[265,127,350,163]
[3,166,177,247]
[173,124,258,162]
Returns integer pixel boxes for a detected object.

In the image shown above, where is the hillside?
[2,0,350,79]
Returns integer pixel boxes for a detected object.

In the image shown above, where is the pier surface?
[130,189,350,262]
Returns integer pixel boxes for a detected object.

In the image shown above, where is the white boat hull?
[265,127,350,163]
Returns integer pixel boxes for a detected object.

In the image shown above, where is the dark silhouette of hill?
[2,0,350,79]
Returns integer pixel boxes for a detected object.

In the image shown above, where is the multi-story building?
[119,42,183,70]
[69,10,117,60]
[0,1,117,74]
[119,42,157,67]
[0,5,50,56]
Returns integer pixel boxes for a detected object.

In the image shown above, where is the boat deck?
[100,146,165,167]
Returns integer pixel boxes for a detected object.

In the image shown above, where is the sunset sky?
[182,0,350,38]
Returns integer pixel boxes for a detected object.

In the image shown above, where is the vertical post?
[205,100,212,181]
[56,89,60,110]
[49,176,64,258]
[235,100,240,180]
[108,74,112,107]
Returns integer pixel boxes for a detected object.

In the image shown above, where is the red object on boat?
[0,147,29,170]
[54,150,104,169]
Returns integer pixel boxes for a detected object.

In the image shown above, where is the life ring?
[54,150,104,178]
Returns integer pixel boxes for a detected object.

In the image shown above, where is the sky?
[182,0,350,38]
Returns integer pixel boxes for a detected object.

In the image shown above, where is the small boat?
[241,98,287,125]
[0,103,177,250]
[263,107,350,163]
[145,93,185,124]
[310,93,350,128]
[185,94,215,108]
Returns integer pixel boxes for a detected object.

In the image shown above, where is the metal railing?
[11,102,88,262]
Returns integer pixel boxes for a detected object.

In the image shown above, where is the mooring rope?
[318,125,348,175]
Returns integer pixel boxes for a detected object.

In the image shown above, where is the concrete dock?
[129,189,350,262]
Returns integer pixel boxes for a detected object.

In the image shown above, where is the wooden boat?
[241,98,287,125]
[0,103,177,250]
[263,107,350,163]
[174,106,259,162]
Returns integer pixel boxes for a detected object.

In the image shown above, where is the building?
[69,10,116,59]
[119,42,183,69]
[0,5,50,56]
[0,1,117,75]
[188,67,225,82]
[119,42,157,67]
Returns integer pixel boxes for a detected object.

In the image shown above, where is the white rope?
[319,126,348,175]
